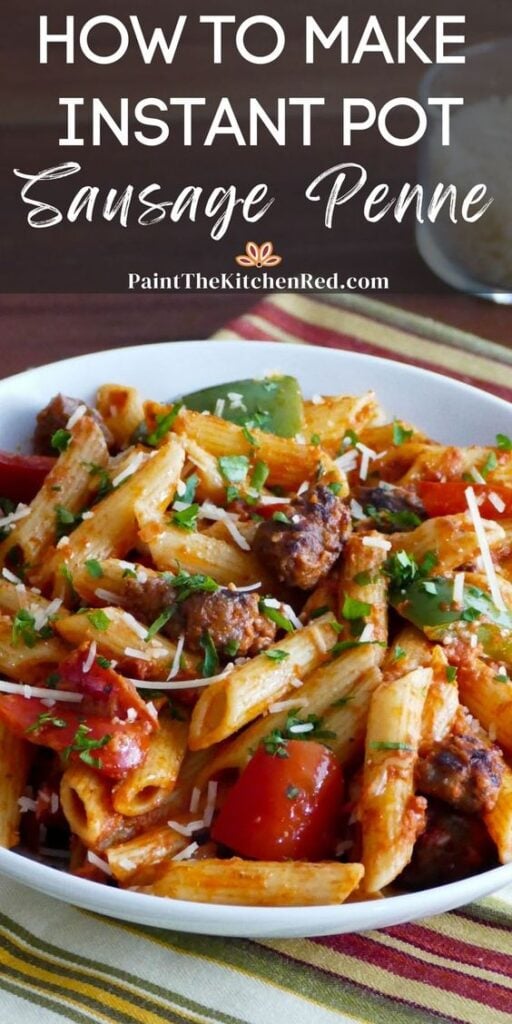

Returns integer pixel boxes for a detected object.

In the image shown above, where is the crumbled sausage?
[416,713,504,815]
[121,577,276,658]
[399,802,496,890]
[34,394,113,455]
[356,483,425,532]
[176,590,276,657]
[253,485,351,589]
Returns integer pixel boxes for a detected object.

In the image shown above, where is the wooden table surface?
[0,292,511,382]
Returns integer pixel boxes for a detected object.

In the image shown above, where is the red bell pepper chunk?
[0,451,55,504]
[419,481,512,519]
[0,695,151,779]
[212,740,344,861]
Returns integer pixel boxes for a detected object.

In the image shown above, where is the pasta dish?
[0,374,511,907]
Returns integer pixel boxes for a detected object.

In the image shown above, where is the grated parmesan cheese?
[112,451,145,489]
[214,398,226,417]
[2,568,23,585]
[288,722,315,734]
[0,680,82,702]
[359,623,375,643]
[167,634,185,680]
[311,394,324,405]
[488,491,506,514]
[362,536,392,551]
[87,851,113,876]
[81,510,95,520]
[0,503,30,530]
[124,646,152,662]
[121,612,148,640]
[268,699,307,714]
[82,641,97,674]
[469,466,486,485]
[66,405,87,429]
[452,572,465,606]
[172,841,199,861]
[464,487,505,610]
[95,588,120,605]
[189,787,201,815]
[203,780,218,827]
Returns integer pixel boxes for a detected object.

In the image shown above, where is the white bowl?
[1,339,511,938]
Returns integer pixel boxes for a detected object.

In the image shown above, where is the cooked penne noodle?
[300,570,339,622]
[0,616,68,683]
[96,384,146,449]
[485,767,512,864]
[0,725,31,848]
[457,657,512,756]
[112,710,188,817]
[106,822,190,883]
[133,437,185,529]
[182,439,227,504]
[0,416,109,577]
[382,626,434,679]
[147,525,268,588]
[60,763,124,850]
[400,445,507,485]
[303,392,382,456]
[134,858,364,906]
[337,531,389,654]
[360,667,432,893]
[54,606,183,680]
[390,513,505,572]
[194,644,381,787]
[322,666,382,763]
[189,614,339,750]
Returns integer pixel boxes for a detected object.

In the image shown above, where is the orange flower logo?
[235,241,282,269]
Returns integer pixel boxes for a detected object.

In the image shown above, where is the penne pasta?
[112,709,189,817]
[189,614,339,750]
[106,822,190,883]
[60,763,124,850]
[337,531,389,654]
[390,513,505,573]
[485,767,512,864]
[0,724,31,848]
[303,392,383,456]
[360,667,432,893]
[96,384,146,449]
[146,524,268,588]
[134,857,364,906]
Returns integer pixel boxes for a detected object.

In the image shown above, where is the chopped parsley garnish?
[45,672,61,688]
[461,606,481,623]
[259,600,294,633]
[496,433,512,451]
[330,695,354,707]
[250,461,269,493]
[272,511,292,524]
[341,429,359,450]
[55,505,82,540]
[310,605,330,620]
[310,433,321,446]
[422,580,438,595]
[264,649,290,662]
[85,462,112,500]
[242,424,259,447]
[353,570,372,586]
[96,655,112,669]
[11,609,46,648]
[285,785,301,800]
[51,428,72,453]
[383,549,438,590]
[364,504,421,531]
[163,568,219,601]
[480,452,498,479]
[145,607,174,641]
[262,709,336,758]
[370,741,414,752]
[62,723,112,768]
[172,503,199,531]
[85,558,103,579]
[225,639,240,658]
[225,485,239,504]
[328,482,342,496]
[393,645,407,662]
[392,421,413,446]
[341,596,372,620]
[200,630,220,677]
[218,455,250,484]
[87,609,110,632]
[59,564,77,601]
[147,403,183,447]
[122,567,137,579]
[446,665,458,683]
[180,473,199,505]
[25,711,67,734]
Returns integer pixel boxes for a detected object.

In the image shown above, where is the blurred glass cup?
[417,38,512,303]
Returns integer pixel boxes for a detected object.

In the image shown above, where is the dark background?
[2,0,510,293]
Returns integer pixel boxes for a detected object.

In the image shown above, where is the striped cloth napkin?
[2,293,512,1024]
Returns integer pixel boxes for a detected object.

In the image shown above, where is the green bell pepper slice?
[391,577,512,632]
[179,376,303,438]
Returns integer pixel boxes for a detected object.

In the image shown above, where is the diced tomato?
[419,481,512,519]
[0,451,55,504]
[211,740,344,861]
[58,646,157,727]
[0,695,151,779]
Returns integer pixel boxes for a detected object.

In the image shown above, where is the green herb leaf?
[122,567,137,579]
[87,609,110,632]
[250,461,269,493]
[392,421,413,446]
[364,504,422,531]
[342,595,372,620]
[218,455,250,484]
[85,462,112,500]
[446,665,458,683]
[51,428,72,453]
[370,741,414,752]
[262,730,289,758]
[96,656,112,669]
[55,504,82,540]
[147,404,183,447]
[328,482,342,496]
[353,571,372,586]
[225,485,239,504]
[330,696,354,707]
[264,649,290,662]
[163,568,219,601]
[259,600,294,633]
[310,605,330,620]
[481,452,498,479]
[225,639,240,658]
[85,559,103,579]
[272,511,292,525]
[62,723,112,769]
[496,433,512,451]
[242,424,259,447]
[393,645,406,662]
[200,630,220,678]
[310,433,321,446]
[341,429,359,450]
[25,711,67,734]
[172,504,199,531]
[145,607,174,641]
[12,609,39,648]
[180,474,199,505]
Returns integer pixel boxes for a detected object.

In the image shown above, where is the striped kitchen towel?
[1,292,512,1024]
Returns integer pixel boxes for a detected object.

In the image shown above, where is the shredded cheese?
[469,466,486,485]
[81,510,95,520]
[95,588,120,605]
[198,502,251,551]
[66,404,87,429]
[489,491,506,513]
[82,641,97,674]
[214,398,226,417]
[112,451,145,488]
[0,503,30,530]
[87,851,113,876]
[2,568,23,585]
[356,442,376,482]
[288,722,315,734]
[268,699,307,714]
[452,572,465,606]
[361,536,392,551]
[167,819,204,837]
[203,780,218,827]
[0,680,82,702]
[120,612,148,640]
[189,787,201,814]
[131,666,233,690]
[172,841,199,862]
[167,634,185,680]
[335,451,359,474]
[464,486,505,610]
[349,499,365,520]
[359,624,375,643]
